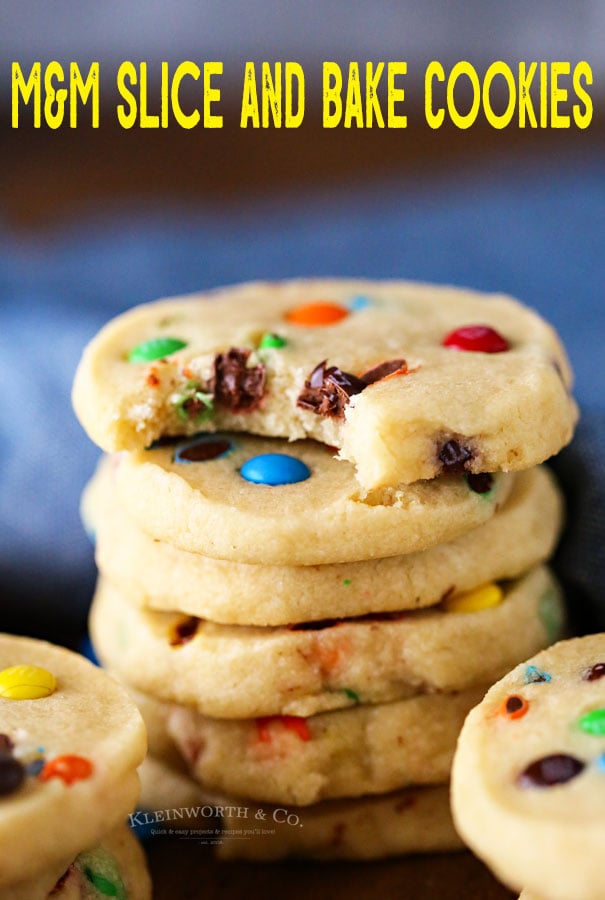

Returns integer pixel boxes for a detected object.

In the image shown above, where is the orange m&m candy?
[498,694,529,720]
[38,754,94,785]
[285,301,349,327]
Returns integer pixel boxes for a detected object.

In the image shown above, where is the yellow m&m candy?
[0,665,57,700]
[443,583,503,614]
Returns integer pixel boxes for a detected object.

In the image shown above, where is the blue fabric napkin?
[1,152,603,638]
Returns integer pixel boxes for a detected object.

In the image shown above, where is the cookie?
[0,634,146,892]
[20,825,152,900]
[166,685,486,805]
[110,434,514,565]
[451,634,605,900]
[90,566,564,718]
[72,278,577,488]
[83,460,562,624]
[137,755,461,859]
[217,784,462,861]
[127,693,462,861]
[123,684,188,775]
[137,754,215,817]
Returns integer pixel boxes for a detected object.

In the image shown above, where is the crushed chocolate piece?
[289,609,409,631]
[297,360,366,418]
[181,394,212,420]
[177,438,232,463]
[290,617,343,632]
[439,586,456,605]
[438,439,473,473]
[298,357,410,418]
[148,435,182,450]
[211,348,266,412]
[50,866,76,895]
[505,695,525,715]
[518,754,585,788]
[169,616,200,647]
[466,473,493,494]
[0,734,14,754]
[394,794,416,813]
[330,822,347,847]
[0,755,25,796]
[583,663,605,681]
[360,358,407,385]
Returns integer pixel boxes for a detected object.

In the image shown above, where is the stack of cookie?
[0,634,149,898]
[73,279,577,860]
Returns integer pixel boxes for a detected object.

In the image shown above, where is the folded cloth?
[0,153,603,636]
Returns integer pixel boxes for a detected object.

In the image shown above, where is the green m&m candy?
[578,708,605,736]
[128,337,187,363]
[259,333,287,349]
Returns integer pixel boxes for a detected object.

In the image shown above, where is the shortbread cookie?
[90,566,564,718]
[0,634,146,891]
[452,634,605,900]
[72,279,577,488]
[130,699,463,861]
[137,755,461,860]
[167,686,486,805]
[137,754,213,817]
[20,826,152,900]
[83,460,562,624]
[111,434,514,565]
[218,784,462,860]
[123,684,187,774]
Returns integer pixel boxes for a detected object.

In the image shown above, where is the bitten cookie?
[0,634,147,894]
[167,686,486,805]
[90,566,565,718]
[452,634,605,900]
[83,460,562,624]
[111,433,514,565]
[72,278,577,488]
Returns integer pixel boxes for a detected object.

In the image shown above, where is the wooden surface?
[145,840,516,899]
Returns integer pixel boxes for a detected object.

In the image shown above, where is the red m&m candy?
[256,715,311,743]
[443,325,509,353]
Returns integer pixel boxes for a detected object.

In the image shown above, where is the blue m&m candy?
[240,453,311,486]
[348,295,371,311]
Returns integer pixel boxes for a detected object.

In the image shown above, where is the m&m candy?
[240,453,311,486]
[0,665,56,700]
[442,583,503,614]
[443,325,509,353]
[128,336,187,363]
[39,754,94,786]
[285,301,349,327]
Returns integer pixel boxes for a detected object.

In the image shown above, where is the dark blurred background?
[1,2,604,642]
